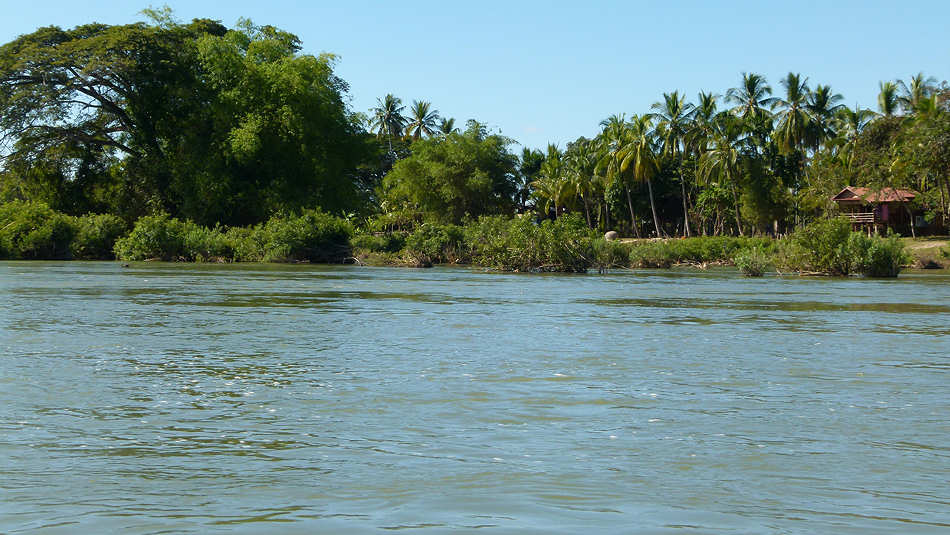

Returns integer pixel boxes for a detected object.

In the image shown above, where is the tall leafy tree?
[382,121,517,224]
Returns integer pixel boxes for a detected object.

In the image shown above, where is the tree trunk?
[646,179,663,238]
[625,185,641,238]
[730,179,744,236]
[680,169,691,237]
[582,195,592,228]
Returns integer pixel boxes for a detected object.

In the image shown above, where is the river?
[1,262,948,534]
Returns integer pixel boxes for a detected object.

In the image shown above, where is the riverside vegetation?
[0,200,923,277]
[1,10,948,277]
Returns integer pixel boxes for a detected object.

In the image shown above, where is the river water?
[1,262,948,534]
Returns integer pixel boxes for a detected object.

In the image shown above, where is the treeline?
[1,12,948,263]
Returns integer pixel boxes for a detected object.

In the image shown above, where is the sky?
[2,0,947,151]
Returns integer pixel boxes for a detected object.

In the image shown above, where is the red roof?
[831,186,916,203]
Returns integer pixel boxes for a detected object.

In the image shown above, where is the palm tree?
[652,91,695,236]
[898,73,938,114]
[597,113,647,236]
[806,84,845,151]
[517,147,544,212]
[438,117,458,136]
[564,138,600,227]
[619,114,663,237]
[699,115,748,236]
[370,94,407,152]
[834,105,874,171]
[773,72,811,155]
[877,81,899,117]
[532,144,569,217]
[405,100,441,140]
[727,72,777,123]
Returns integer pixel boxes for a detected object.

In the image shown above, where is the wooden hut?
[831,186,918,234]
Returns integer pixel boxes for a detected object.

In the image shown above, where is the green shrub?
[465,214,595,272]
[629,241,675,268]
[856,232,909,278]
[778,218,908,277]
[592,239,631,271]
[253,209,353,263]
[778,218,856,275]
[404,224,466,266]
[734,245,772,277]
[351,231,408,254]
[114,213,188,261]
[70,213,127,260]
[627,236,773,268]
[0,201,75,259]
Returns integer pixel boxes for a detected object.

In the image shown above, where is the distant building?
[830,186,921,234]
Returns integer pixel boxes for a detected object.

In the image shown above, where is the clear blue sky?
[3,0,947,151]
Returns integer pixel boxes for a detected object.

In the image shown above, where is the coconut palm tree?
[806,84,845,151]
[898,73,938,114]
[405,100,441,140]
[834,105,875,171]
[597,113,646,236]
[727,72,777,123]
[877,81,900,117]
[564,138,600,227]
[619,114,663,237]
[773,72,811,155]
[652,91,695,236]
[532,144,570,218]
[369,94,407,152]
[438,117,458,136]
[699,115,748,236]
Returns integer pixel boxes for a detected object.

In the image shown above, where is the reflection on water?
[1,262,948,533]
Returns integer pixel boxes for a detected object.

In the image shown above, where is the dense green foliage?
[113,210,352,262]
[0,12,367,226]
[627,236,773,268]
[777,218,908,277]
[1,11,946,279]
[404,224,466,266]
[0,201,126,259]
[734,246,772,277]
[381,122,518,225]
[464,214,595,272]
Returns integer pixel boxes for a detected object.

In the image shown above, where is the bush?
[778,218,856,275]
[70,213,127,260]
[734,245,771,277]
[855,232,909,277]
[253,210,353,263]
[404,224,466,266]
[0,201,75,259]
[115,209,353,263]
[114,213,190,261]
[592,239,631,271]
[465,214,595,272]
[351,232,407,254]
[627,236,773,268]
[778,218,908,277]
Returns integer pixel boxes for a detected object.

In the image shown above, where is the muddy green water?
[1,262,948,534]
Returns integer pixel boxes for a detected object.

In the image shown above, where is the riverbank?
[2,201,946,276]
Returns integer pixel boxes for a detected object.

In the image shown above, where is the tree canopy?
[0,14,366,225]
